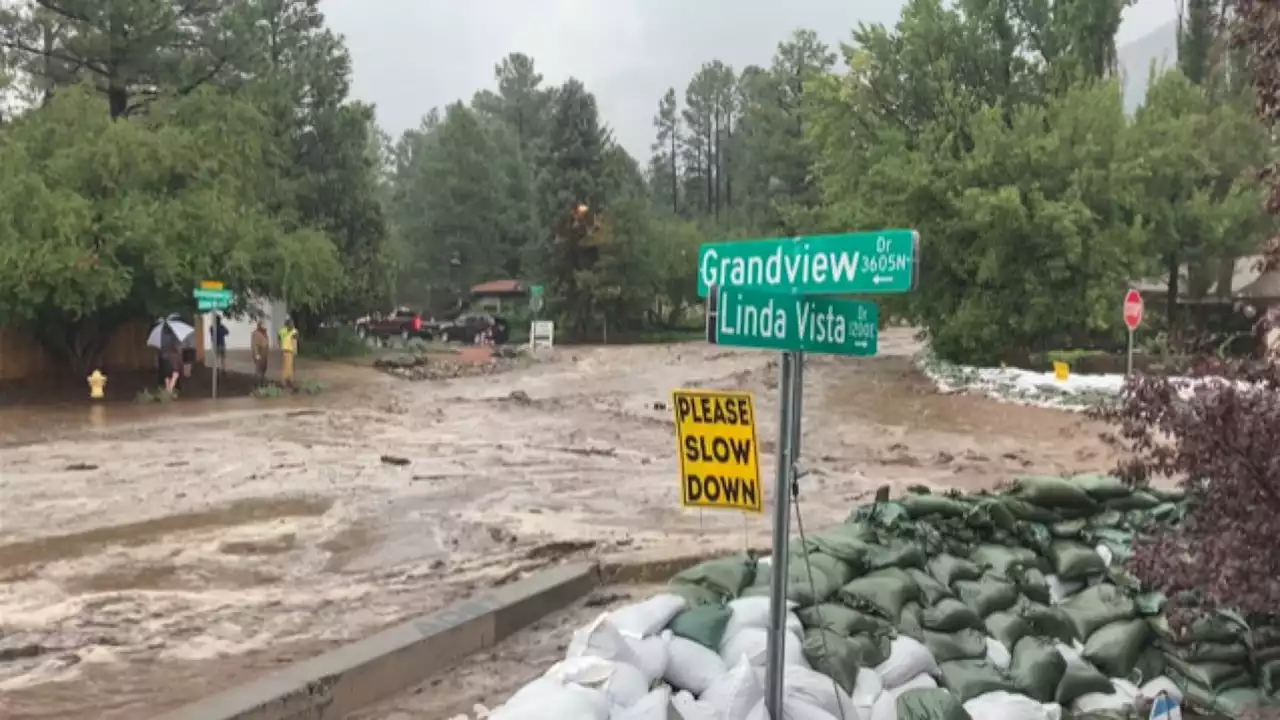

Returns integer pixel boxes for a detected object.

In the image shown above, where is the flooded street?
[0,333,1116,719]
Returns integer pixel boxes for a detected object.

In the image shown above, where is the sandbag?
[1070,474,1131,501]
[665,635,726,694]
[784,663,859,719]
[610,686,672,720]
[609,594,687,637]
[1261,658,1280,695]
[625,631,670,682]
[671,555,755,599]
[796,603,890,637]
[985,611,1033,650]
[1009,636,1067,702]
[1018,602,1077,643]
[1211,687,1276,716]
[923,629,989,663]
[954,576,1019,617]
[701,656,764,719]
[546,656,650,708]
[908,567,954,605]
[1132,647,1166,685]
[971,544,1039,578]
[876,635,943,689]
[1014,567,1051,606]
[937,658,1019,703]
[1082,618,1151,678]
[840,567,921,620]
[806,552,856,587]
[669,581,728,607]
[970,497,1018,532]
[1149,610,1246,645]
[902,492,970,518]
[928,554,984,588]
[1044,575,1082,605]
[851,666,886,714]
[1054,660,1113,705]
[1103,491,1160,511]
[922,599,983,633]
[896,687,973,719]
[668,605,731,650]
[802,628,861,693]
[1001,497,1063,524]
[785,563,839,607]
[568,614,645,667]
[898,602,926,641]
[865,541,928,572]
[805,522,880,564]
[722,597,802,645]
[723,626,808,668]
[1047,541,1105,581]
[805,627,892,672]
[1070,689,1131,715]
[963,690,1057,720]
[1140,675,1184,704]
[1159,639,1249,664]
[1010,476,1098,510]
[985,637,1011,670]
[1163,653,1251,692]
[1060,585,1135,640]
[670,690,718,719]
[492,677,610,720]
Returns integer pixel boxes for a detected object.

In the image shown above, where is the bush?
[300,326,368,359]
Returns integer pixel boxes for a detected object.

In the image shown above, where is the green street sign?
[706,286,877,356]
[697,229,918,297]
[192,288,233,302]
[197,299,230,311]
[530,284,544,297]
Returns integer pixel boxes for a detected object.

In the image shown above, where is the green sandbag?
[938,658,1019,703]
[1018,601,1078,643]
[801,628,863,693]
[928,553,984,588]
[1213,687,1280,716]
[1048,540,1106,580]
[668,580,726,606]
[1051,519,1088,538]
[899,601,926,641]
[1010,636,1067,702]
[1148,502,1184,523]
[796,603,890,636]
[864,541,928,572]
[908,567,953,605]
[986,611,1034,649]
[1104,491,1160,511]
[668,604,732,648]
[1001,497,1062,523]
[1011,475,1098,510]
[784,564,835,606]
[924,628,989,662]
[1132,647,1166,685]
[1018,523,1054,555]
[1061,585,1136,639]
[1083,618,1151,677]
[969,497,1017,531]
[1055,660,1114,705]
[970,544,1038,578]
[895,688,973,720]
[671,554,755,598]
[1149,611,1247,645]
[1164,653,1252,692]
[1160,640,1250,664]
[839,567,921,620]
[1014,567,1051,605]
[1261,659,1280,695]
[923,598,983,633]
[804,522,879,564]
[1148,486,1185,502]
[1087,509,1125,528]
[806,552,855,585]
[1071,474,1132,500]
[954,575,1019,617]
[804,627,892,671]
[902,493,969,518]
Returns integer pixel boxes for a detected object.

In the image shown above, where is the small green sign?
[697,230,918,297]
[193,288,232,302]
[530,284,544,297]
[197,299,230,311]
[706,286,877,356]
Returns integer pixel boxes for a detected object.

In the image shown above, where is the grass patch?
[135,388,175,403]
[252,385,283,398]
[1041,348,1107,366]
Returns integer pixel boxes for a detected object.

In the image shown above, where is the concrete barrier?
[152,562,599,720]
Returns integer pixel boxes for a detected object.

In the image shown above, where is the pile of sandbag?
[489,474,1279,719]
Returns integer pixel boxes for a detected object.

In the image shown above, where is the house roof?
[470,279,524,295]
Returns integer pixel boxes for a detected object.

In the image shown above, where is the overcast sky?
[322,0,1179,160]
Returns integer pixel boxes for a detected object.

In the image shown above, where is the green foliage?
[300,327,369,360]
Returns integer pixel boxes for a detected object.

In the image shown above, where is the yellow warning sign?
[672,389,762,513]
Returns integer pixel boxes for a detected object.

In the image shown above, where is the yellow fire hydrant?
[87,370,107,399]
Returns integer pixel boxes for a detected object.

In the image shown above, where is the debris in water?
[652,401,666,411]
[380,455,410,466]
[507,390,532,404]
[525,539,596,560]
[65,462,97,471]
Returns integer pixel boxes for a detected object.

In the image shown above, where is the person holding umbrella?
[148,315,195,394]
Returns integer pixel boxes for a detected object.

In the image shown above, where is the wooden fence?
[0,318,205,380]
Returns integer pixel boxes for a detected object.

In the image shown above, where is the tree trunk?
[1166,255,1181,340]
[669,131,678,214]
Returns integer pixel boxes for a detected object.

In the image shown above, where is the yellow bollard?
[87,369,107,399]
[1052,361,1069,382]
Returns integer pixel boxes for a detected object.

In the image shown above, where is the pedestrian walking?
[278,318,299,389]
[210,314,229,373]
[251,320,270,386]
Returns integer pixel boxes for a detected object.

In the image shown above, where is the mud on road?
[0,331,1116,719]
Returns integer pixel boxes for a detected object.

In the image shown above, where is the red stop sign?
[1123,289,1143,330]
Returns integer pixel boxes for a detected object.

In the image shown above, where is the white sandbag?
[609,594,687,638]
[963,691,1055,720]
[492,677,610,720]
[745,700,769,720]
[1140,676,1184,704]
[721,627,809,668]
[721,597,802,646]
[985,637,1011,670]
[1045,575,1084,605]
[1070,690,1131,714]
[1094,544,1114,567]
[702,657,765,720]
[1111,678,1141,703]
[1042,703,1062,720]
[671,690,719,719]
[666,636,727,695]
[784,664,857,719]
[874,636,941,688]
[1054,642,1086,668]
[611,686,672,720]
[870,690,898,720]
[625,630,670,683]
[569,613,644,668]
[546,656,650,708]
[851,665,885,713]
[884,672,936,701]
[782,697,839,720]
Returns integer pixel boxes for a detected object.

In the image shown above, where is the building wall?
[200,296,288,354]
[0,319,162,380]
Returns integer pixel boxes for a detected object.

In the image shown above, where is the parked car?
[355,307,435,342]
[440,313,509,344]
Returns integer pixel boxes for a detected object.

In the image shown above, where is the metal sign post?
[765,350,797,718]
[1123,289,1143,376]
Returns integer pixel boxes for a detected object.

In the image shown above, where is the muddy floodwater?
[0,333,1116,719]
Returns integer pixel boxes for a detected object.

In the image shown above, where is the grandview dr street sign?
[706,285,878,356]
[696,229,918,297]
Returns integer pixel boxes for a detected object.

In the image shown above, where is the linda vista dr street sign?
[706,285,878,356]
[696,229,919,297]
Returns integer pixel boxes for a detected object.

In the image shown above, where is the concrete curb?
[152,562,599,720]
